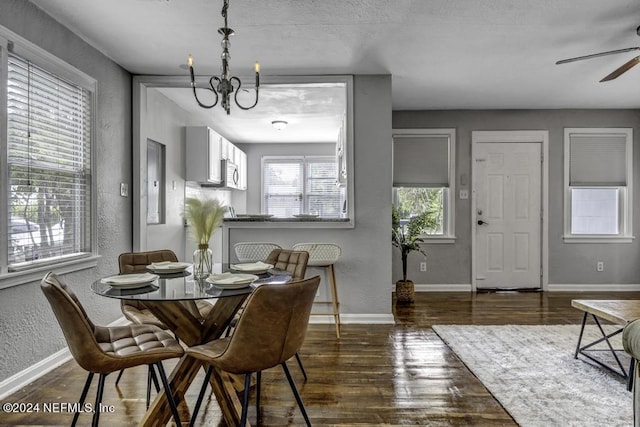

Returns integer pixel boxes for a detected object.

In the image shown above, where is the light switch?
[120,183,129,197]
[459,189,469,199]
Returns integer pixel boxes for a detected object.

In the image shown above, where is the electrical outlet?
[120,183,128,197]
[597,261,604,272]
[420,262,427,272]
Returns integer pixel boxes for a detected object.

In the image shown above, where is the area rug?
[432,324,633,427]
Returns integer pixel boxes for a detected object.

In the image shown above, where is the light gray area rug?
[432,324,633,427]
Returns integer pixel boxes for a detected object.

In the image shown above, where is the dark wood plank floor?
[2,290,637,426]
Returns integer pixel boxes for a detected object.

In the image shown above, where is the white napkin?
[209,272,256,284]
[231,261,272,271]
[101,273,157,284]
[150,261,189,270]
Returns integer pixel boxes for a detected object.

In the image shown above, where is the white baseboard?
[392,283,473,292]
[0,316,131,400]
[309,313,395,325]
[395,283,640,293]
[548,283,640,292]
[0,347,71,400]
[414,283,472,292]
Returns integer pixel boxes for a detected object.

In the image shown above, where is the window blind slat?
[7,53,92,267]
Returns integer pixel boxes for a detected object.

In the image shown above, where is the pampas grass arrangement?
[184,197,226,278]
[184,197,226,245]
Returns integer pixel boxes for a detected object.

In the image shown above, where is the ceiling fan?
[556,25,640,82]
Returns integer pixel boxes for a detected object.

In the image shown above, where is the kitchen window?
[1,28,96,280]
[563,128,633,243]
[262,156,344,218]
[392,129,456,241]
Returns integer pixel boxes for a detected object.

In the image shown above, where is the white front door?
[473,141,542,289]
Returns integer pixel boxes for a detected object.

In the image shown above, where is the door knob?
[477,220,489,226]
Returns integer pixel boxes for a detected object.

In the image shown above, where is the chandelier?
[187,0,260,115]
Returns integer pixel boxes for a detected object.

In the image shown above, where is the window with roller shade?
[6,49,94,268]
[262,156,343,218]
[564,128,633,242]
[392,129,456,239]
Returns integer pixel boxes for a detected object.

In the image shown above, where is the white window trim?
[392,128,456,242]
[563,127,634,243]
[0,25,98,288]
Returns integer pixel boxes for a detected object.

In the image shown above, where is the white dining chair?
[234,242,282,263]
[292,243,342,338]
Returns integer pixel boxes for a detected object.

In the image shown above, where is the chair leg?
[190,365,213,427]
[328,264,341,338]
[240,373,252,427]
[281,362,311,426]
[256,371,262,421]
[114,369,124,386]
[155,362,181,426]
[146,366,152,409]
[92,373,106,427]
[295,352,308,381]
[149,364,160,392]
[72,372,94,427]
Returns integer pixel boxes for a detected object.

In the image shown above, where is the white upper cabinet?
[186,126,222,184]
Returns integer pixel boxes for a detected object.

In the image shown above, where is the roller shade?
[569,133,627,186]
[393,135,450,187]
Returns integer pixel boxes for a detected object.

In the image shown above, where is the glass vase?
[193,243,213,279]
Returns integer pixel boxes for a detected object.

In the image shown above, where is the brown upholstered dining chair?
[188,276,321,427]
[116,249,212,405]
[41,272,183,427]
[228,248,311,379]
[264,248,309,280]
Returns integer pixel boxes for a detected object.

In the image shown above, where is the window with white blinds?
[564,128,633,241]
[262,157,343,218]
[6,52,93,267]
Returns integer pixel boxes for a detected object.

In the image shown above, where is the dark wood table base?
[141,294,249,426]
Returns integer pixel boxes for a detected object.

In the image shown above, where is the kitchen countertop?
[224,217,349,222]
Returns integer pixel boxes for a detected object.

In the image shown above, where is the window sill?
[418,236,456,244]
[562,235,634,244]
[0,254,100,290]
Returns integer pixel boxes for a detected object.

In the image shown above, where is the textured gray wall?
[228,75,393,316]
[393,109,640,286]
[0,1,132,380]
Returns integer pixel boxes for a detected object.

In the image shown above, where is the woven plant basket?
[395,280,415,304]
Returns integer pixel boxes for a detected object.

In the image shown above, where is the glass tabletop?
[91,264,292,301]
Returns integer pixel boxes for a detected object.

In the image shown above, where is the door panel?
[475,142,541,289]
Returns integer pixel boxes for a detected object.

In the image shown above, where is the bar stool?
[292,243,342,338]
[234,242,282,263]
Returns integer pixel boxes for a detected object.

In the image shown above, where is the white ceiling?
[29,0,640,141]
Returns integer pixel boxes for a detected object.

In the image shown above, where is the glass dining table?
[91,264,291,427]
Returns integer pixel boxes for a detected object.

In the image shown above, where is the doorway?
[472,131,548,291]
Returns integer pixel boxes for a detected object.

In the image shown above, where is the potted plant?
[184,196,226,279]
[392,204,436,304]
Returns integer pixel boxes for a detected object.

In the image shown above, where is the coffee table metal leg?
[575,313,628,379]
[575,312,588,358]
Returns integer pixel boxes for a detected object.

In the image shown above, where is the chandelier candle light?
[187,0,260,115]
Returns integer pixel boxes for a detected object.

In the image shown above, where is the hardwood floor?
[2,290,637,426]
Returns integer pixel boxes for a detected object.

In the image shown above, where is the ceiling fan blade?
[600,55,640,82]
[556,47,640,65]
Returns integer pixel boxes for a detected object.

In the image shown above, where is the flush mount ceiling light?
[271,120,288,131]
[187,0,260,115]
